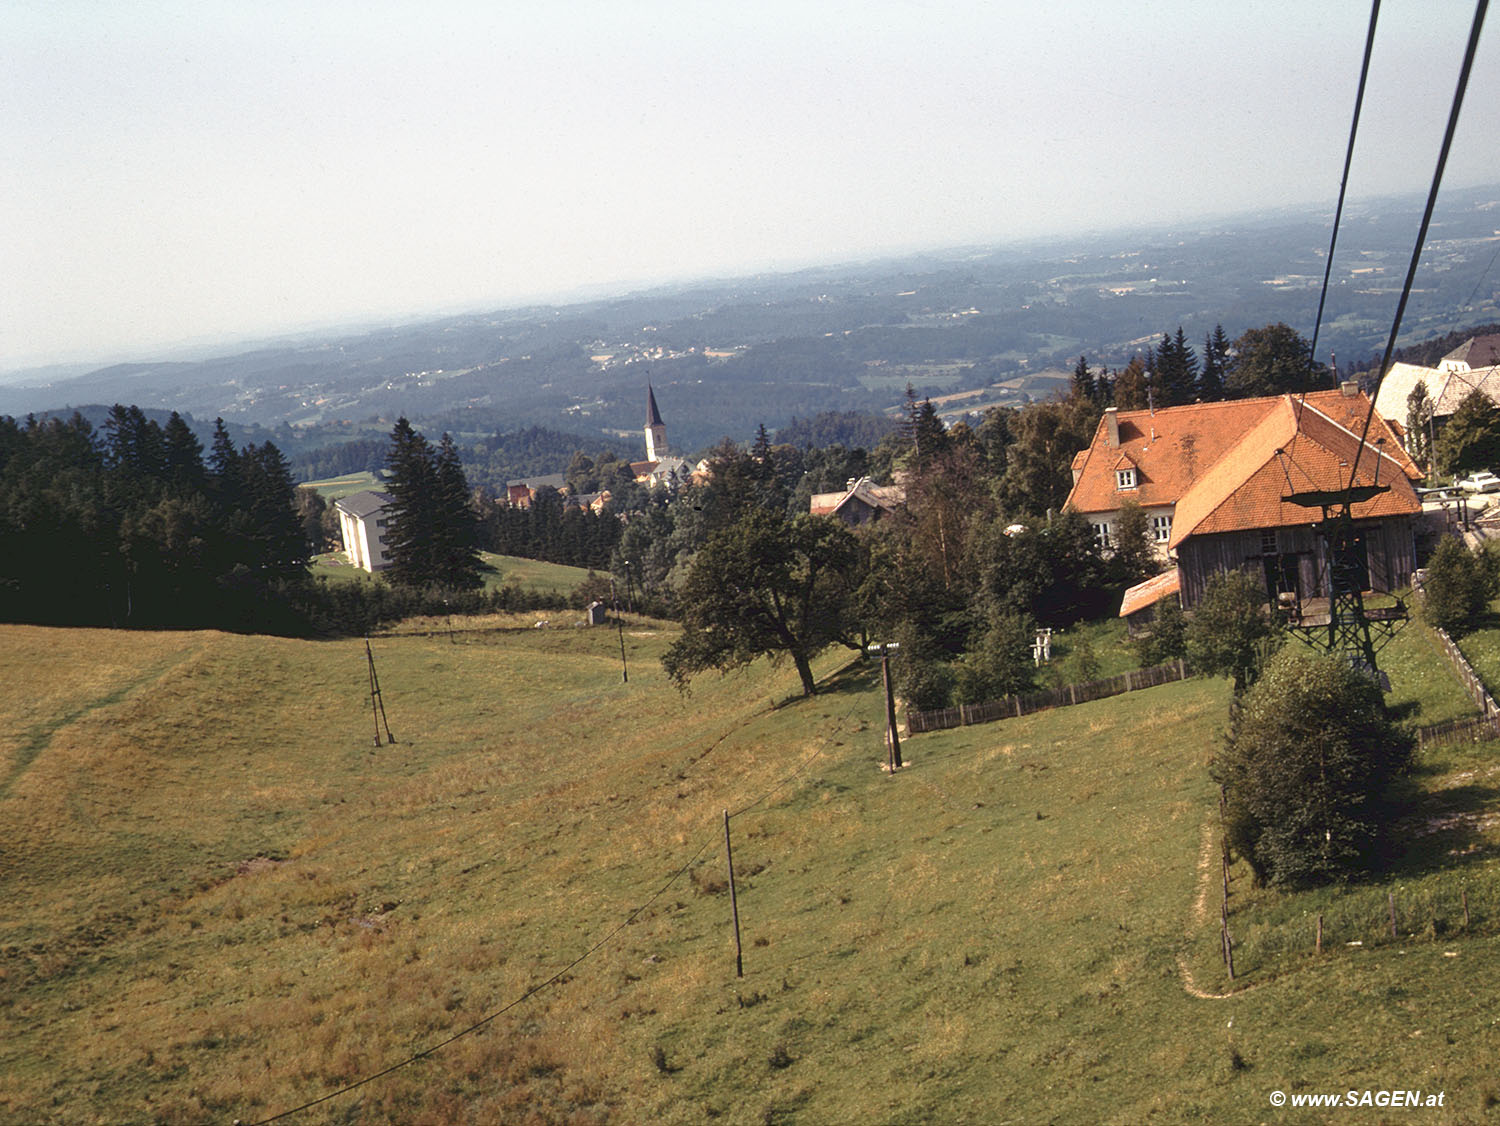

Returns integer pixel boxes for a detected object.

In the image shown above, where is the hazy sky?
[4,1,1497,370]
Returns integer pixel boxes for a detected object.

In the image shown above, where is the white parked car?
[1456,470,1500,493]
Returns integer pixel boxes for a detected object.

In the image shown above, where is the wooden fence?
[1415,712,1500,750]
[1427,625,1500,721]
[1409,572,1500,748]
[906,658,1191,735]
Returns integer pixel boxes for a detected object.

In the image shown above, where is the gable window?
[1151,514,1172,543]
[1115,467,1138,490]
[1091,522,1112,548]
[1260,529,1278,555]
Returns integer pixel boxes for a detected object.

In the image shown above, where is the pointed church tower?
[645,384,669,462]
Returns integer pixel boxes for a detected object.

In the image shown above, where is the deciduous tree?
[663,508,861,696]
[1225,323,1326,399]
[1185,568,1281,695]
[1213,648,1413,886]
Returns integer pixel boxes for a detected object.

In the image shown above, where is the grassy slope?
[2,618,1500,1123]
[308,551,592,599]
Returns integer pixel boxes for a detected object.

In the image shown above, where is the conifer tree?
[1071,355,1095,402]
[385,417,439,587]
[162,411,207,495]
[912,398,950,468]
[1154,327,1198,406]
[432,432,483,589]
[1405,380,1434,471]
[1199,325,1230,400]
[384,419,483,589]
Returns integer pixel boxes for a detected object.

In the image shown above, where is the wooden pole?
[1316,913,1323,955]
[1463,887,1471,930]
[366,640,383,747]
[723,810,744,979]
[366,639,395,746]
[882,651,902,771]
[1389,891,1398,940]
[612,580,628,683]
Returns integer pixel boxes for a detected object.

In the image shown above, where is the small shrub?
[768,1043,793,1070]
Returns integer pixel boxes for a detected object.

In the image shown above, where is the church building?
[630,384,695,490]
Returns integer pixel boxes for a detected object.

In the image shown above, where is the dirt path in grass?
[1180,816,1262,1001]
[0,644,205,802]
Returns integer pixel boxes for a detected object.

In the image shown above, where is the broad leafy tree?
[1422,536,1499,635]
[1185,568,1281,695]
[1111,356,1150,411]
[1108,497,1158,586]
[997,394,1100,517]
[663,508,861,697]
[1225,323,1326,399]
[1214,648,1413,886]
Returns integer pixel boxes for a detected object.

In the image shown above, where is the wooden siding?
[1177,517,1415,609]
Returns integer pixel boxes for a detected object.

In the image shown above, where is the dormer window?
[1115,467,1138,490]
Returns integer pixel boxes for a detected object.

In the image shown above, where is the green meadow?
[3,611,1500,1123]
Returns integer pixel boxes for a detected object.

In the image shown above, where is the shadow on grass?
[769,655,880,709]
[1388,777,1500,876]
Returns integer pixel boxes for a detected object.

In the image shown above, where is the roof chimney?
[1340,379,1359,397]
[1104,407,1120,448]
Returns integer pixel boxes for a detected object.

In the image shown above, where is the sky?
[4,0,1499,371]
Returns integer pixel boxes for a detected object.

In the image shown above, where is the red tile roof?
[1167,393,1421,548]
[1065,390,1420,541]
[1066,397,1285,515]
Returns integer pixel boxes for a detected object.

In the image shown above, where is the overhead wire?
[1305,0,1383,386]
[1346,0,1490,494]
[1289,0,1379,448]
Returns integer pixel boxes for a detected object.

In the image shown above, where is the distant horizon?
[7,180,1497,383]
[9,2,1498,374]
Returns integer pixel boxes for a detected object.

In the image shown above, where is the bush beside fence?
[906,658,1191,735]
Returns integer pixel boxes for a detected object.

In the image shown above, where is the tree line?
[0,406,308,631]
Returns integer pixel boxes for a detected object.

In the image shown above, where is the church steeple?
[645,384,668,462]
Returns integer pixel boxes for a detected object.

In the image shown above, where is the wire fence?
[905,658,1191,735]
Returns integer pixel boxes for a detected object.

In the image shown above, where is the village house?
[808,476,907,526]
[505,474,567,508]
[1372,333,1500,452]
[333,489,395,573]
[1066,386,1422,615]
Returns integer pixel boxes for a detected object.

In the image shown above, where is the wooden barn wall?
[1177,517,1415,609]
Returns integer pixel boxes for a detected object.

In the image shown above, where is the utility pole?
[612,578,628,683]
[867,642,902,772]
[365,639,396,746]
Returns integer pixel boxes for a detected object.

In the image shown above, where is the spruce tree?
[432,432,483,589]
[1199,325,1230,401]
[385,417,439,587]
[1154,327,1199,406]
[1071,355,1095,402]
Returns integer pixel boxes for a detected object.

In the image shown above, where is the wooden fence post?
[724,811,743,979]
[1388,891,1398,940]
[1316,913,1323,955]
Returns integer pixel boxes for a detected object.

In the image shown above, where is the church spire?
[645,384,668,462]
